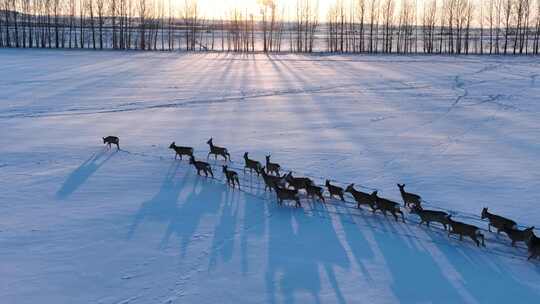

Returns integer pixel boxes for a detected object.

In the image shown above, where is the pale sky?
[193,0,333,20]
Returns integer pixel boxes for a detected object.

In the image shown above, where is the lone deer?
[410,206,450,230]
[265,155,281,176]
[326,180,345,201]
[286,172,313,191]
[481,208,517,234]
[189,156,214,177]
[169,142,194,160]
[526,233,540,260]
[370,191,405,222]
[260,167,286,191]
[503,226,535,247]
[397,184,422,209]
[273,185,301,207]
[222,165,240,188]
[447,215,485,247]
[306,183,325,202]
[345,184,376,210]
[103,136,120,150]
[207,138,230,160]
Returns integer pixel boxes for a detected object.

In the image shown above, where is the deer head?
[481,207,488,219]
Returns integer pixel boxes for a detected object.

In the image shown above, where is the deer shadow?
[128,162,225,258]
[56,149,115,199]
[431,238,540,303]
[207,188,241,271]
[370,224,465,303]
[265,204,349,304]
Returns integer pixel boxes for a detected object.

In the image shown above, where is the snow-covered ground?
[1,49,539,303]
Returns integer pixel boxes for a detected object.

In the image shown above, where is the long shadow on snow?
[432,238,540,303]
[56,149,116,199]
[265,203,349,304]
[370,222,465,303]
[128,161,224,258]
[333,206,376,281]
[207,188,241,271]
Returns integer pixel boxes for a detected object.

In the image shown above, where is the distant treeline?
[1,0,540,55]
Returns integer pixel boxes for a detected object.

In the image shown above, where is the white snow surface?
[1,49,540,303]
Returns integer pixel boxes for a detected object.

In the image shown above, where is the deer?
[526,232,540,260]
[397,184,422,209]
[273,184,301,207]
[103,136,120,150]
[447,215,485,247]
[502,226,535,247]
[243,152,262,175]
[326,180,345,201]
[410,206,450,230]
[265,154,281,176]
[189,156,214,178]
[169,142,194,160]
[285,172,313,192]
[481,208,517,234]
[207,138,230,161]
[370,191,405,222]
[260,167,287,191]
[222,165,240,188]
[345,184,376,210]
[306,183,325,202]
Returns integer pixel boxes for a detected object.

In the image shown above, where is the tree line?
[1,0,539,54]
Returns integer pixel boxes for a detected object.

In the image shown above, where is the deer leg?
[398,211,405,223]
[339,194,344,201]
[472,236,480,247]
[459,234,463,241]
[392,211,398,222]
[488,224,492,232]
[116,143,120,150]
[479,233,485,247]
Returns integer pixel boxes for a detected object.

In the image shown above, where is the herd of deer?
[105,136,539,261]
